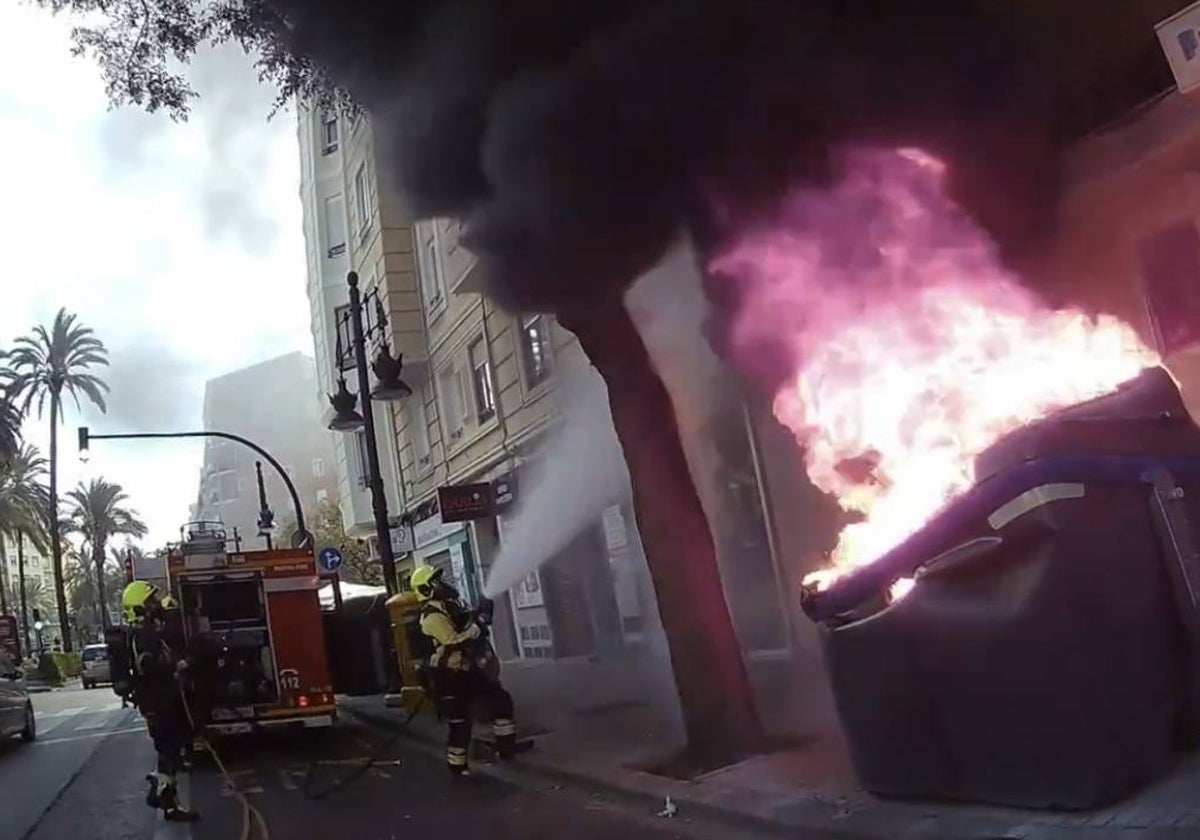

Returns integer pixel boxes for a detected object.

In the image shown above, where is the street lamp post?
[255,460,276,550]
[327,271,412,596]
[77,428,311,548]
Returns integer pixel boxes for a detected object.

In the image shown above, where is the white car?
[0,650,35,743]
[81,644,111,690]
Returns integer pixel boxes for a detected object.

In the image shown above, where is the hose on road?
[301,696,426,801]
[179,688,272,840]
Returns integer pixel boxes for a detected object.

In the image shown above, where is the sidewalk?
[341,688,1200,840]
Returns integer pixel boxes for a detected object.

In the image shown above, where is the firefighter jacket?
[130,622,182,710]
[419,599,496,675]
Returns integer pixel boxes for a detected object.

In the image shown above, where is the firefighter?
[411,566,516,777]
[159,594,196,768]
[122,581,200,822]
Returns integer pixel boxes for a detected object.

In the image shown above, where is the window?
[316,488,329,506]
[334,304,354,371]
[520,314,554,387]
[353,163,369,236]
[324,194,346,258]
[409,391,432,468]
[312,458,326,478]
[439,366,467,443]
[355,431,371,489]
[418,223,445,311]
[321,115,338,154]
[469,337,496,421]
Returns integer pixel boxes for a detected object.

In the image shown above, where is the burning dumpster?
[802,366,1200,809]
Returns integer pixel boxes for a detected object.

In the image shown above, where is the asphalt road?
[0,687,770,840]
[189,714,747,840]
[0,682,154,840]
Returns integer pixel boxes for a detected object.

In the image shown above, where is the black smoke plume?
[269,0,1057,325]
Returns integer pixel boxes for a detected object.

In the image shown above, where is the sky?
[0,3,314,547]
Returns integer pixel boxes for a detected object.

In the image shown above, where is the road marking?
[33,726,145,746]
[74,714,116,731]
[44,706,87,718]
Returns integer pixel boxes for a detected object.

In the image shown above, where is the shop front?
[410,514,480,605]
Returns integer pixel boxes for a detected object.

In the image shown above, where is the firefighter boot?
[158,777,200,822]
[494,718,517,761]
[144,774,161,809]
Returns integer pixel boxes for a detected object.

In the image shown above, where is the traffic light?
[32,608,41,623]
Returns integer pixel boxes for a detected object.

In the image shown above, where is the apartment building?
[192,352,340,546]
[297,105,403,545]
[297,107,666,664]
[0,539,59,650]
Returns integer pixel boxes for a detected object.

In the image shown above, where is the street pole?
[79,428,310,547]
[255,460,275,551]
[347,272,399,595]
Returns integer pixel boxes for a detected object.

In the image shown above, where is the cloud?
[0,4,312,546]
[96,107,171,173]
[187,42,288,257]
[91,338,206,435]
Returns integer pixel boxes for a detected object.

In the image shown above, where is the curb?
[341,702,858,840]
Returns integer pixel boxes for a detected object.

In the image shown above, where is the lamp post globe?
[370,347,413,402]
[327,377,365,432]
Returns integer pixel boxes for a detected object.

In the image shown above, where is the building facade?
[191,352,340,546]
[297,105,404,546]
[0,539,60,652]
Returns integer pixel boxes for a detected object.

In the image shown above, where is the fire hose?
[300,694,427,800]
[178,685,272,840]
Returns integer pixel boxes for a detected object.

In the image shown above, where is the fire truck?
[164,521,336,736]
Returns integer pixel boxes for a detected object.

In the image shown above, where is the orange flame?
[714,148,1158,589]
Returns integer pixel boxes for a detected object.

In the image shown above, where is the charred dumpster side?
[323,589,396,696]
[807,367,1200,809]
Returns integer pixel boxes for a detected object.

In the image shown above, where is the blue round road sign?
[318,546,344,573]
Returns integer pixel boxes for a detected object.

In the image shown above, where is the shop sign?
[390,522,414,554]
[602,505,629,551]
[438,483,493,523]
[492,472,518,513]
[512,570,545,609]
[413,513,466,549]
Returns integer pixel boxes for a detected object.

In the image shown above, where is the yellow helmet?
[410,565,444,601]
[122,580,160,624]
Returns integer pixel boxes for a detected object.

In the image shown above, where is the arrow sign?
[317,547,344,574]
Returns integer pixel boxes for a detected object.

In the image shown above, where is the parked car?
[81,644,111,690]
[0,650,34,743]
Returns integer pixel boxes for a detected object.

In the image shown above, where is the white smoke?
[482,366,630,597]
[482,236,721,598]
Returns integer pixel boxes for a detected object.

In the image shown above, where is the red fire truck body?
[166,522,335,736]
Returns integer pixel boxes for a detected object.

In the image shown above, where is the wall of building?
[297,107,404,540]
[193,352,340,543]
[1035,89,1200,414]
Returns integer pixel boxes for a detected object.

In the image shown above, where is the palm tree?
[0,397,19,464]
[7,309,110,652]
[0,359,21,464]
[65,550,126,643]
[0,445,49,653]
[65,478,146,630]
